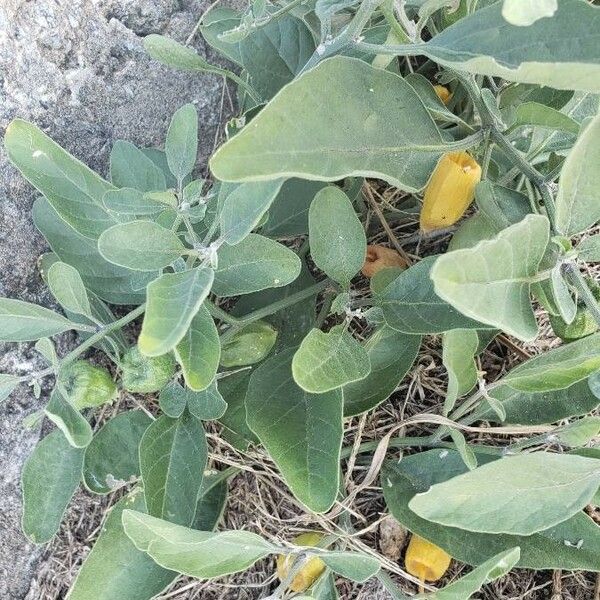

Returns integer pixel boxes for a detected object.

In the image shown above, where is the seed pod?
[59,361,117,410]
[276,532,326,592]
[434,85,452,106]
[420,152,482,232]
[405,534,451,582]
[121,345,176,393]
[361,245,408,278]
[550,307,598,342]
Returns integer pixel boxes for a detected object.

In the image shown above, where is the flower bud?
[276,532,326,592]
[405,534,451,582]
[550,308,598,342]
[59,361,117,410]
[362,245,408,278]
[434,85,452,105]
[420,152,482,232]
[121,345,176,393]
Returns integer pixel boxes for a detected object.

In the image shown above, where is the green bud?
[220,321,277,367]
[550,307,598,342]
[121,345,176,393]
[59,360,117,409]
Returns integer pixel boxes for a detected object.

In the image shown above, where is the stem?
[302,0,385,71]
[381,0,411,43]
[20,304,147,384]
[208,279,332,326]
[353,40,426,57]
[490,128,557,227]
[564,263,600,327]
[225,72,261,104]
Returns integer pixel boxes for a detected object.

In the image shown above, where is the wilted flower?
[434,85,452,105]
[361,244,408,278]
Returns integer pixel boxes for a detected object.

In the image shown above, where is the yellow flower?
[276,532,326,592]
[434,85,452,105]
[405,534,451,582]
[420,151,482,232]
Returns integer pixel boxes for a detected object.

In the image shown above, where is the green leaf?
[443,329,478,414]
[501,333,600,392]
[220,180,284,245]
[0,298,75,342]
[409,453,600,535]
[47,262,91,317]
[98,221,186,271]
[144,34,233,78]
[246,349,343,512]
[425,547,520,600]
[33,198,151,305]
[140,411,207,526]
[159,380,226,420]
[139,268,214,357]
[431,215,550,342]
[22,429,84,543]
[292,326,370,393]
[448,429,477,471]
[556,417,600,448]
[45,389,93,448]
[174,306,221,392]
[199,7,243,65]
[309,187,366,287]
[67,490,176,600]
[510,102,580,134]
[317,552,380,582]
[193,472,229,530]
[262,179,327,237]
[122,510,276,577]
[343,327,420,416]
[218,370,258,450]
[475,181,531,232]
[102,188,165,218]
[0,374,19,403]
[423,0,600,93]
[382,450,600,571]
[83,411,152,495]
[377,256,486,334]
[210,57,445,192]
[486,378,599,425]
[578,236,600,262]
[5,119,114,238]
[165,104,198,184]
[220,321,278,367]
[556,114,600,235]
[213,234,301,296]
[187,380,227,421]
[502,0,557,26]
[110,140,166,192]
[239,15,315,101]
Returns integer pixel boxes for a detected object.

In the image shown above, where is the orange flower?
[420,152,482,232]
[405,534,451,582]
[434,85,452,105]
[361,245,407,278]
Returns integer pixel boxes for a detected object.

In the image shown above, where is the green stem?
[20,304,147,384]
[208,279,332,327]
[354,40,427,57]
[225,72,261,104]
[381,0,411,43]
[302,0,385,71]
[564,263,600,327]
[490,128,557,227]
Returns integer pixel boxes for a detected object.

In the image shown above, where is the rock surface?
[0,1,240,596]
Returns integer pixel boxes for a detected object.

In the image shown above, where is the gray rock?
[0,0,242,596]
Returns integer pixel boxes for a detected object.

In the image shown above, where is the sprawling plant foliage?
[3,0,600,597]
